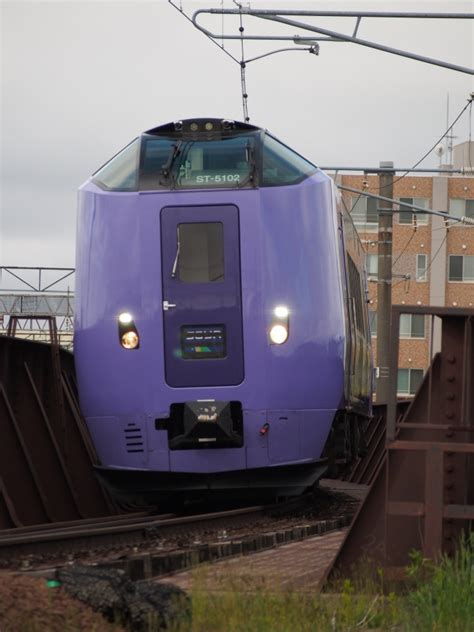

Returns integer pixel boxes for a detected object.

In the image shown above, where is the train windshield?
[92,124,318,191]
[140,133,258,190]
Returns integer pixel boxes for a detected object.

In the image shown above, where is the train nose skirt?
[157,401,244,450]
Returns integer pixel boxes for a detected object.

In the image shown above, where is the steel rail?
[0,504,270,547]
[2,511,162,536]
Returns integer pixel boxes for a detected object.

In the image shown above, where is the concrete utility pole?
[376,162,394,402]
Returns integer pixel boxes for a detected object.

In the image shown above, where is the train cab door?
[160,205,244,388]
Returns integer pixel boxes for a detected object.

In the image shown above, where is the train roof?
[145,118,261,136]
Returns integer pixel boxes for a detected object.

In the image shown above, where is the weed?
[403,533,474,632]
[165,536,473,632]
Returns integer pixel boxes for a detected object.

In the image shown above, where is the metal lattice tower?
[0,267,75,350]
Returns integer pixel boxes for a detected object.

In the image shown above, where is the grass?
[165,534,473,632]
[5,536,472,631]
[403,539,474,632]
[166,579,400,631]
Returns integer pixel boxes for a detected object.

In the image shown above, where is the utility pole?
[376,161,394,402]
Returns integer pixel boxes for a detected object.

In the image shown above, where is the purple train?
[75,118,372,503]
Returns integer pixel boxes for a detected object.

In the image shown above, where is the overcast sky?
[1,0,473,270]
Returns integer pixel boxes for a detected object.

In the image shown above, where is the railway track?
[0,487,358,575]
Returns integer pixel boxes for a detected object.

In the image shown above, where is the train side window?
[177,223,224,283]
[92,139,140,191]
[261,134,317,186]
[347,256,365,334]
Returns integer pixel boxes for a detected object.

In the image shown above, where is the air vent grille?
[124,423,144,453]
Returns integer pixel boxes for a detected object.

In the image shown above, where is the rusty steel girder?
[344,401,410,486]
[0,331,118,528]
[328,306,474,580]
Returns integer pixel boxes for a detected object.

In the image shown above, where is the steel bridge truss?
[0,267,75,349]
[327,305,474,582]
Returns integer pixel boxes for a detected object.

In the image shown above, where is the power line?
[469,100,473,173]
[193,8,474,75]
[235,2,250,121]
[392,233,448,288]
[379,95,474,191]
[392,229,416,268]
[168,1,240,64]
[342,189,365,216]
[338,184,474,224]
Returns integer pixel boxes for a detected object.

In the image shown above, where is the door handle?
[163,300,177,311]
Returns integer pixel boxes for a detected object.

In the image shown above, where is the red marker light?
[259,423,270,436]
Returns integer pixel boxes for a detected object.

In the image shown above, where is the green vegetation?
[167,535,473,632]
[4,536,472,630]
[403,540,474,632]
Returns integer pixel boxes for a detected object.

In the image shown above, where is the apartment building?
[338,141,474,396]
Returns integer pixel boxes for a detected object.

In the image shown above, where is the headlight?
[118,312,133,325]
[121,331,140,350]
[269,324,288,345]
[274,305,289,319]
[118,312,140,350]
[269,304,290,345]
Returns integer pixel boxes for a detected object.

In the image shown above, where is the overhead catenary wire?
[340,173,370,215]
[193,8,474,76]
[469,99,473,173]
[392,229,417,268]
[221,0,225,49]
[172,1,320,125]
[168,1,240,64]
[169,0,251,120]
[235,1,250,121]
[338,184,474,226]
[378,94,474,191]
[392,233,448,288]
[342,192,364,216]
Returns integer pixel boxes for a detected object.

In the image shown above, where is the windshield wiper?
[238,139,257,188]
[159,141,183,186]
[171,225,181,279]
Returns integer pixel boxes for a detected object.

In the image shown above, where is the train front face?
[75,119,347,502]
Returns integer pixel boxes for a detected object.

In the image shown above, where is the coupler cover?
[168,401,243,450]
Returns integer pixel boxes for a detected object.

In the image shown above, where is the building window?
[366,254,378,279]
[448,255,474,282]
[397,368,424,395]
[449,199,474,219]
[369,310,377,336]
[399,314,425,338]
[416,254,428,281]
[351,196,378,229]
[398,198,429,225]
